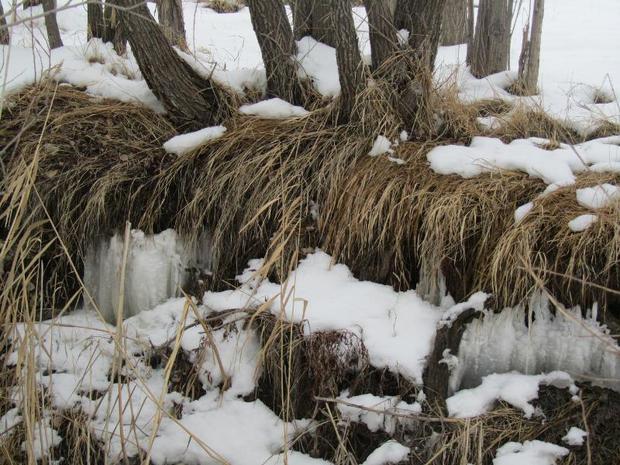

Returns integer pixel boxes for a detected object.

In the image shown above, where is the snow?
[0,408,21,437]
[493,440,568,465]
[562,426,588,446]
[204,251,444,383]
[361,441,410,465]
[447,371,574,418]
[239,98,309,119]
[23,417,62,461]
[296,37,340,97]
[575,183,620,209]
[514,202,534,223]
[163,125,227,155]
[369,135,394,157]
[336,393,421,434]
[427,136,620,186]
[455,293,620,392]
[568,214,598,232]
[439,291,488,328]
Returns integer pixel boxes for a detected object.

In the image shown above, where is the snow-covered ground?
[2,1,619,463]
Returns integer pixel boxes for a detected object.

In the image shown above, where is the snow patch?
[562,426,588,446]
[575,183,620,209]
[361,441,410,465]
[163,126,227,155]
[337,393,421,434]
[493,440,568,465]
[568,214,598,232]
[239,98,309,119]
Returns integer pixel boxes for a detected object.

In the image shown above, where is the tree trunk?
[156,0,187,50]
[0,2,9,45]
[42,0,63,49]
[312,0,337,47]
[441,0,468,45]
[468,0,512,78]
[103,1,127,55]
[517,0,544,95]
[406,0,447,71]
[292,0,313,40]
[87,1,105,40]
[329,0,364,122]
[365,0,398,71]
[393,0,408,30]
[422,308,482,415]
[118,0,225,128]
[247,0,301,103]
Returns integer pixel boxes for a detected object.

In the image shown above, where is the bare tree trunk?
[441,0,468,45]
[312,0,337,47]
[87,1,105,40]
[247,0,301,103]
[42,0,63,49]
[292,0,313,40]
[516,0,544,95]
[103,1,127,55]
[118,0,225,128]
[365,0,398,71]
[406,0,447,71]
[393,0,409,30]
[0,2,9,45]
[156,0,187,50]
[329,0,364,122]
[468,0,512,78]
[466,0,474,60]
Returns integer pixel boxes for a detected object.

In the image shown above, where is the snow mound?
[163,126,227,155]
[296,36,340,97]
[562,426,588,446]
[427,136,620,185]
[493,440,568,465]
[575,183,620,209]
[204,251,444,382]
[447,371,574,418]
[361,441,410,465]
[369,135,394,156]
[568,214,598,232]
[239,98,309,119]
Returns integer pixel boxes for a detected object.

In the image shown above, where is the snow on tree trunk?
[103,1,127,56]
[517,0,544,95]
[0,2,9,45]
[468,0,512,78]
[441,0,468,45]
[42,0,63,49]
[247,0,301,103]
[329,0,364,122]
[156,0,188,50]
[365,0,398,71]
[87,1,105,40]
[118,0,224,128]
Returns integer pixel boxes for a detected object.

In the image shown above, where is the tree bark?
[517,0,544,95]
[0,2,9,45]
[87,1,105,40]
[468,0,512,78]
[118,0,225,128]
[441,0,468,46]
[156,0,187,50]
[247,0,301,103]
[406,0,447,71]
[42,0,63,49]
[422,308,482,415]
[329,0,364,122]
[312,0,337,47]
[365,0,398,71]
[393,0,408,30]
[103,1,127,55]
[292,0,313,40]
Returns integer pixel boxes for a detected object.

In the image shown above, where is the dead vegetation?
[1,81,619,464]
